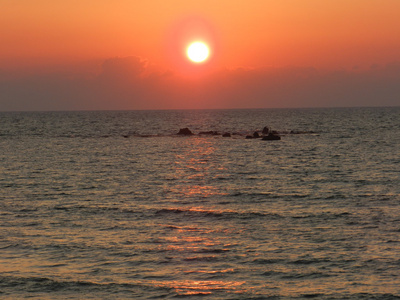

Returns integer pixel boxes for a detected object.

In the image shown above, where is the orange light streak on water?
[154,279,246,296]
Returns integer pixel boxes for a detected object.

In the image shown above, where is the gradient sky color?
[1,0,399,110]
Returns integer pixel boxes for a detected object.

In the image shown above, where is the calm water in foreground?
[1,107,400,299]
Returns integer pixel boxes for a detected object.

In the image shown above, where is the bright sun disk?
[186,42,209,63]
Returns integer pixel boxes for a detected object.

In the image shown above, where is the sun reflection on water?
[151,223,247,296]
[163,136,230,202]
[152,136,248,296]
[170,184,228,198]
[154,279,246,296]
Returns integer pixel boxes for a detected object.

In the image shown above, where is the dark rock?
[222,132,231,137]
[245,135,253,139]
[262,126,270,135]
[253,131,260,138]
[177,128,193,135]
[199,131,219,135]
[290,130,317,134]
[262,133,281,140]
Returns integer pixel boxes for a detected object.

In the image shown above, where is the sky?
[1,0,399,111]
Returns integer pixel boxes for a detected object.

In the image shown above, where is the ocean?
[1,107,399,299]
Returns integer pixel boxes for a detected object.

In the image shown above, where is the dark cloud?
[1,57,399,111]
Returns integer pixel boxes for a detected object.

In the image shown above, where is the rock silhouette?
[199,131,219,135]
[262,132,281,140]
[173,127,283,140]
[262,127,270,135]
[177,128,193,135]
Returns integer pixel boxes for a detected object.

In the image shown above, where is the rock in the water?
[253,131,260,138]
[222,132,231,137]
[177,128,193,135]
[262,133,281,140]
[262,126,270,135]
[199,131,219,135]
[245,135,253,139]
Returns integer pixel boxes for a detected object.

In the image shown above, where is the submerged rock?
[222,132,231,137]
[199,131,219,135]
[262,133,281,140]
[290,130,317,134]
[177,128,193,135]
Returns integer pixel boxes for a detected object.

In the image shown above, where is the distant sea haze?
[1,107,399,299]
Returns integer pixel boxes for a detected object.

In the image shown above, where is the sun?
[186,41,210,63]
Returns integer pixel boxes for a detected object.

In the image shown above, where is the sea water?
[1,107,399,299]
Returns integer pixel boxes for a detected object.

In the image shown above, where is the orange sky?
[1,0,400,110]
[2,0,400,69]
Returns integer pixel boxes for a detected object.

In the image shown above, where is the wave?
[291,212,352,220]
[2,275,399,299]
[45,204,283,220]
[0,275,139,293]
[262,270,333,279]
[154,207,283,220]
[43,204,356,224]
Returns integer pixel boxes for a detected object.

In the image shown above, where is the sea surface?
[1,107,400,299]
